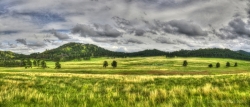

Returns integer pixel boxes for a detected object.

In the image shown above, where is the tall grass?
[0,72,250,106]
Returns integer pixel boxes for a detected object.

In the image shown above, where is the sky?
[0,0,250,54]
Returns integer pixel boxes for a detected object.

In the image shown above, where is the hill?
[237,50,250,56]
[29,43,166,61]
[2,42,250,61]
[167,48,250,61]
[0,51,26,60]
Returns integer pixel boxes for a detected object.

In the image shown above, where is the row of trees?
[168,48,250,61]
[0,59,61,69]
[103,60,117,68]
[208,62,237,68]
[182,60,238,68]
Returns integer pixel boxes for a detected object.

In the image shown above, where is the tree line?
[167,48,250,61]
[0,59,60,69]
[182,60,238,68]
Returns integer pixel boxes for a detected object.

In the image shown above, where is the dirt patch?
[219,71,248,74]
[147,70,249,75]
[147,70,211,75]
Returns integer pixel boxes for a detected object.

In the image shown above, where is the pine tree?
[103,61,108,68]
[226,62,230,67]
[234,62,238,67]
[183,60,188,67]
[111,60,117,68]
[208,64,213,68]
[216,62,220,68]
[55,61,61,69]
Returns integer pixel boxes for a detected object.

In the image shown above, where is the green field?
[1,57,250,106]
[1,56,250,74]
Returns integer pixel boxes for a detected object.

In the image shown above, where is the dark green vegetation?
[0,57,249,75]
[1,72,250,106]
[2,42,250,63]
[167,48,250,60]
[0,42,250,107]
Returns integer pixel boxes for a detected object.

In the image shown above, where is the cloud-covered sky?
[1,0,250,54]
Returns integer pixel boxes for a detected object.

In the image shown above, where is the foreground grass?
[0,72,250,106]
[1,57,250,75]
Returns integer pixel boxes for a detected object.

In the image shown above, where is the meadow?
[0,56,250,106]
[1,56,250,74]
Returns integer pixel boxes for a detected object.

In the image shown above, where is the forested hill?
[29,43,166,61]
[2,42,250,61]
[167,48,250,60]
[0,51,27,59]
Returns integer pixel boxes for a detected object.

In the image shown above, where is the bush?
[226,62,230,67]
[103,61,108,68]
[55,61,61,69]
[111,60,117,68]
[234,62,238,67]
[216,62,220,68]
[183,60,188,67]
[208,64,213,68]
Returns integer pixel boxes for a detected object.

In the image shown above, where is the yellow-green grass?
[0,72,250,106]
[1,56,250,75]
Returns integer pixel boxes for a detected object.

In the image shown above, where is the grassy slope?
[1,56,250,75]
[0,72,250,106]
[0,57,250,106]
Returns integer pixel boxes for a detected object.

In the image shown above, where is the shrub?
[111,60,117,68]
[234,62,238,67]
[208,64,213,68]
[226,62,230,67]
[216,62,220,68]
[183,60,188,67]
[103,61,108,68]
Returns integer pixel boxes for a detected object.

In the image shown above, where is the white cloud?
[0,0,250,54]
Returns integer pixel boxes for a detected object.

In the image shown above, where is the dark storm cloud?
[51,30,70,40]
[16,39,27,45]
[134,29,145,36]
[71,24,122,38]
[155,20,207,36]
[154,37,175,44]
[228,18,250,36]
[246,2,250,18]
[112,16,131,30]
[216,18,250,39]
[112,16,149,36]
[27,42,46,47]
[0,30,19,34]
[91,38,118,43]
[125,38,144,44]
[12,11,65,25]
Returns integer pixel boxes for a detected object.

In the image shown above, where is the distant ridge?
[167,48,250,60]
[1,42,250,61]
[29,42,166,60]
[0,51,27,59]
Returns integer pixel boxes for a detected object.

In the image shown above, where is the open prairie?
[1,56,250,75]
[1,56,250,106]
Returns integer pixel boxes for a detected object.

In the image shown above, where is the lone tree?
[216,62,220,68]
[183,60,188,67]
[111,60,117,68]
[234,62,238,67]
[41,60,47,69]
[208,64,213,68]
[226,62,230,67]
[103,61,108,68]
[55,61,61,69]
